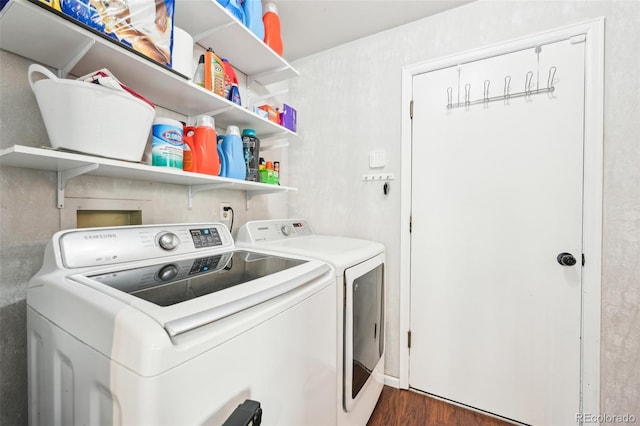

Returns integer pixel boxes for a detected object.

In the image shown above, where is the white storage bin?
[28,64,156,162]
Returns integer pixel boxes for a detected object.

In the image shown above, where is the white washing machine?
[27,222,337,426]
[237,219,385,426]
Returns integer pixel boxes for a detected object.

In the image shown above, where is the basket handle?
[28,64,59,91]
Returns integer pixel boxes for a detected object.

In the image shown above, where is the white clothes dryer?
[237,219,385,426]
[27,223,337,426]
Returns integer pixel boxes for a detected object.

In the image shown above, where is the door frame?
[398,18,604,418]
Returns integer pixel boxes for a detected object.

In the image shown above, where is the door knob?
[557,252,577,266]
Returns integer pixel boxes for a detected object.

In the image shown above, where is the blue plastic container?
[218,126,246,180]
[242,0,264,40]
[224,0,245,24]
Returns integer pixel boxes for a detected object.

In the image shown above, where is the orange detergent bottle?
[262,3,283,56]
[182,115,220,176]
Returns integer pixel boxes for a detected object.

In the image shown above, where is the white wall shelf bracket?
[57,163,99,208]
[188,183,234,209]
[60,38,95,78]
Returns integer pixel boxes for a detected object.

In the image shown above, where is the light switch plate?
[369,150,386,168]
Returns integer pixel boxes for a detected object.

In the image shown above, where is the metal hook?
[525,71,534,95]
[504,76,511,98]
[483,80,490,103]
[464,83,471,105]
[547,66,557,91]
[447,87,453,109]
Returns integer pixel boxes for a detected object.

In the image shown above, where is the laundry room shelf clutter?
[0,0,300,205]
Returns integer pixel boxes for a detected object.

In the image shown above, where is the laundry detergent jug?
[219,125,246,180]
[183,115,219,175]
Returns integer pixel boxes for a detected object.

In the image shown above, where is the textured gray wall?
[287,0,640,420]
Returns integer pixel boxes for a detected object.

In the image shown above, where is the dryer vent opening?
[76,210,142,228]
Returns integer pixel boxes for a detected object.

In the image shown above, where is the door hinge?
[582,253,585,266]
[408,330,412,349]
[409,215,412,233]
[410,100,414,119]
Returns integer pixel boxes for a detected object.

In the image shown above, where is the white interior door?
[409,38,585,425]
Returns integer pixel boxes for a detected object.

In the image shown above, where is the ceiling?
[276,1,475,61]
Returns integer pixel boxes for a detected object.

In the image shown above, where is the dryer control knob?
[158,232,180,250]
[281,225,291,236]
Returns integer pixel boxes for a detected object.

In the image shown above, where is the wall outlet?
[219,202,231,222]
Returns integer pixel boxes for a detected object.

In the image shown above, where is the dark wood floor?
[367,386,516,426]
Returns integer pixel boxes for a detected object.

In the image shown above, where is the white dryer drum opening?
[344,253,385,411]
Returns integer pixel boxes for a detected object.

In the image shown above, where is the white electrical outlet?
[219,202,231,222]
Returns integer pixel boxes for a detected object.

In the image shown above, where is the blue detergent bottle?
[217,134,226,177]
[242,0,264,40]
[224,0,245,24]
[219,126,246,180]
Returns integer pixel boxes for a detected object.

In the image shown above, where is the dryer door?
[343,253,385,411]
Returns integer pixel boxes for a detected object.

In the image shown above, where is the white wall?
[287,0,639,418]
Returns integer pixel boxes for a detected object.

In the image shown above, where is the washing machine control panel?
[237,219,314,244]
[58,223,233,269]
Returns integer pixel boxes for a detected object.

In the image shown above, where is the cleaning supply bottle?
[193,54,205,87]
[205,48,225,98]
[259,163,267,184]
[273,161,280,185]
[222,59,233,100]
[219,125,246,180]
[222,58,240,103]
[223,58,242,105]
[262,3,283,56]
[241,128,260,182]
[217,134,226,177]
[264,161,275,184]
[225,0,245,24]
[242,0,264,41]
[183,115,220,175]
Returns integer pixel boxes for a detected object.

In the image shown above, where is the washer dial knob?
[157,264,179,281]
[281,225,291,236]
[158,232,180,250]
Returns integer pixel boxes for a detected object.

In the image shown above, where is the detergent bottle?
[242,0,264,40]
[182,115,220,176]
[262,3,283,56]
[225,0,245,24]
[219,125,246,180]
[217,134,226,177]
[222,58,238,101]
[221,59,242,105]
[205,48,225,98]
[241,128,260,182]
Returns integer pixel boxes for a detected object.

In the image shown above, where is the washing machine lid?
[257,236,383,272]
[237,219,385,273]
[68,249,331,337]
